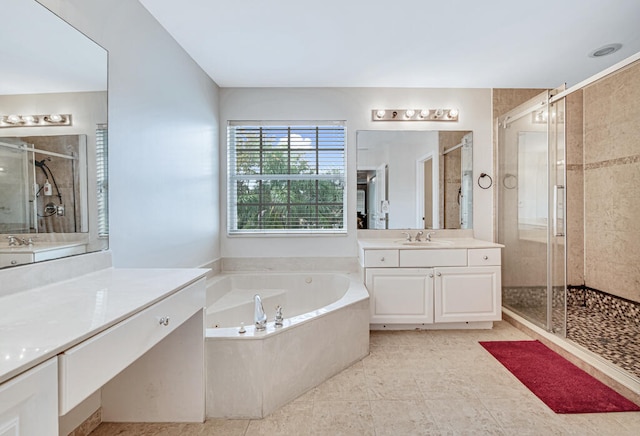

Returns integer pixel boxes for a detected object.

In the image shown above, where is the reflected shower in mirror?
[0,0,108,269]
[356,130,472,230]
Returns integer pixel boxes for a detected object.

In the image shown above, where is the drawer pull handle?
[10,260,17,265]
[159,316,170,326]
[483,255,489,260]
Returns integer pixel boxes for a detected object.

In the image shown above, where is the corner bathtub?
[204,272,370,418]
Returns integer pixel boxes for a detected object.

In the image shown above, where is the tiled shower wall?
[578,61,640,304]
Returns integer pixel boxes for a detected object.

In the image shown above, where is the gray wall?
[38,0,221,268]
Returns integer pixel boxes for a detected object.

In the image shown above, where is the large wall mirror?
[356,130,472,230]
[0,0,108,269]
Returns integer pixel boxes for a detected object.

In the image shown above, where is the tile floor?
[89,321,640,435]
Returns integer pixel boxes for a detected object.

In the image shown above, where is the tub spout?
[254,294,267,331]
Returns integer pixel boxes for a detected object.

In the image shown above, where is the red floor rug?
[479,340,640,414]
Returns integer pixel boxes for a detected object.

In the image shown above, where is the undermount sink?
[400,240,454,247]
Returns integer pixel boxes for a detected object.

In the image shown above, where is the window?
[227,121,346,234]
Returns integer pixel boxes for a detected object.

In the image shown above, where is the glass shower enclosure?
[497,90,567,334]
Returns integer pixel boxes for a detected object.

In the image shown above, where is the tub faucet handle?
[275,305,284,327]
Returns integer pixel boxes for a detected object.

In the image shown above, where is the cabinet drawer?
[0,252,33,268]
[468,248,501,266]
[363,249,399,268]
[58,278,205,415]
[400,249,467,267]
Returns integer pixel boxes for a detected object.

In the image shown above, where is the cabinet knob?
[159,316,170,326]
[483,255,489,260]
[380,257,385,262]
[10,260,17,265]
[428,273,434,278]
[436,272,441,277]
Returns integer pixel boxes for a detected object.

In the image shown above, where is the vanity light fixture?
[0,114,72,128]
[372,109,459,122]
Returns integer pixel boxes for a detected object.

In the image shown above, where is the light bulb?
[22,115,36,124]
[375,110,386,119]
[434,109,444,118]
[404,109,415,119]
[419,110,429,119]
[47,114,63,123]
[448,109,459,118]
[6,114,21,124]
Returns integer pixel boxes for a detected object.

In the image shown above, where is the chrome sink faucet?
[254,294,267,331]
[426,231,435,242]
[401,231,412,241]
[414,231,424,241]
[6,236,33,246]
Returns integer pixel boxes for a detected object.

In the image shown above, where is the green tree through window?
[228,123,346,234]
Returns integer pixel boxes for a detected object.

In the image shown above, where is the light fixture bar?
[372,109,458,122]
[0,114,72,128]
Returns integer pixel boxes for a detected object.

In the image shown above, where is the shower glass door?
[498,90,567,333]
[0,141,32,233]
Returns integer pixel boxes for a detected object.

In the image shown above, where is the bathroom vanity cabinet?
[0,266,208,435]
[0,358,58,436]
[359,238,502,328]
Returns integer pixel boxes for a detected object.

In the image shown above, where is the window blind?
[227,122,346,234]
[96,124,109,238]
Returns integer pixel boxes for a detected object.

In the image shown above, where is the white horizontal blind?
[228,122,346,234]
[96,124,109,238]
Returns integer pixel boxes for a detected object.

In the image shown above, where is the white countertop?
[0,267,207,384]
[358,237,504,250]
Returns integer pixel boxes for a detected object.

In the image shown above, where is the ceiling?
[139,0,640,89]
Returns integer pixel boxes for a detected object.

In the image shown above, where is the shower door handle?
[553,184,565,237]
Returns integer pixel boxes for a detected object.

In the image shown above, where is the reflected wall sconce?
[372,108,459,122]
[0,114,72,128]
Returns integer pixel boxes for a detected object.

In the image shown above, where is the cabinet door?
[365,268,433,324]
[0,358,58,436]
[434,266,501,322]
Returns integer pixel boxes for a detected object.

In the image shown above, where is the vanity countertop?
[358,237,504,250]
[0,267,208,384]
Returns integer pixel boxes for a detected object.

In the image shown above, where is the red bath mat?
[479,340,640,414]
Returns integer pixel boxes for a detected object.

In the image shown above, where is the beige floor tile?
[480,397,568,435]
[311,400,374,436]
[370,399,438,435]
[365,370,423,400]
[245,402,313,436]
[194,418,249,435]
[312,361,368,401]
[415,368,479,400]
[611,411,640,432]
[425,398,506,435]
[90,422,190,436]
[555,413,640,436]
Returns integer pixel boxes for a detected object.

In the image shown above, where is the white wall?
[38,0,221,268]
[220,88,493,258]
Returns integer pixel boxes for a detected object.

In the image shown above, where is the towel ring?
[478,173,493,189]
